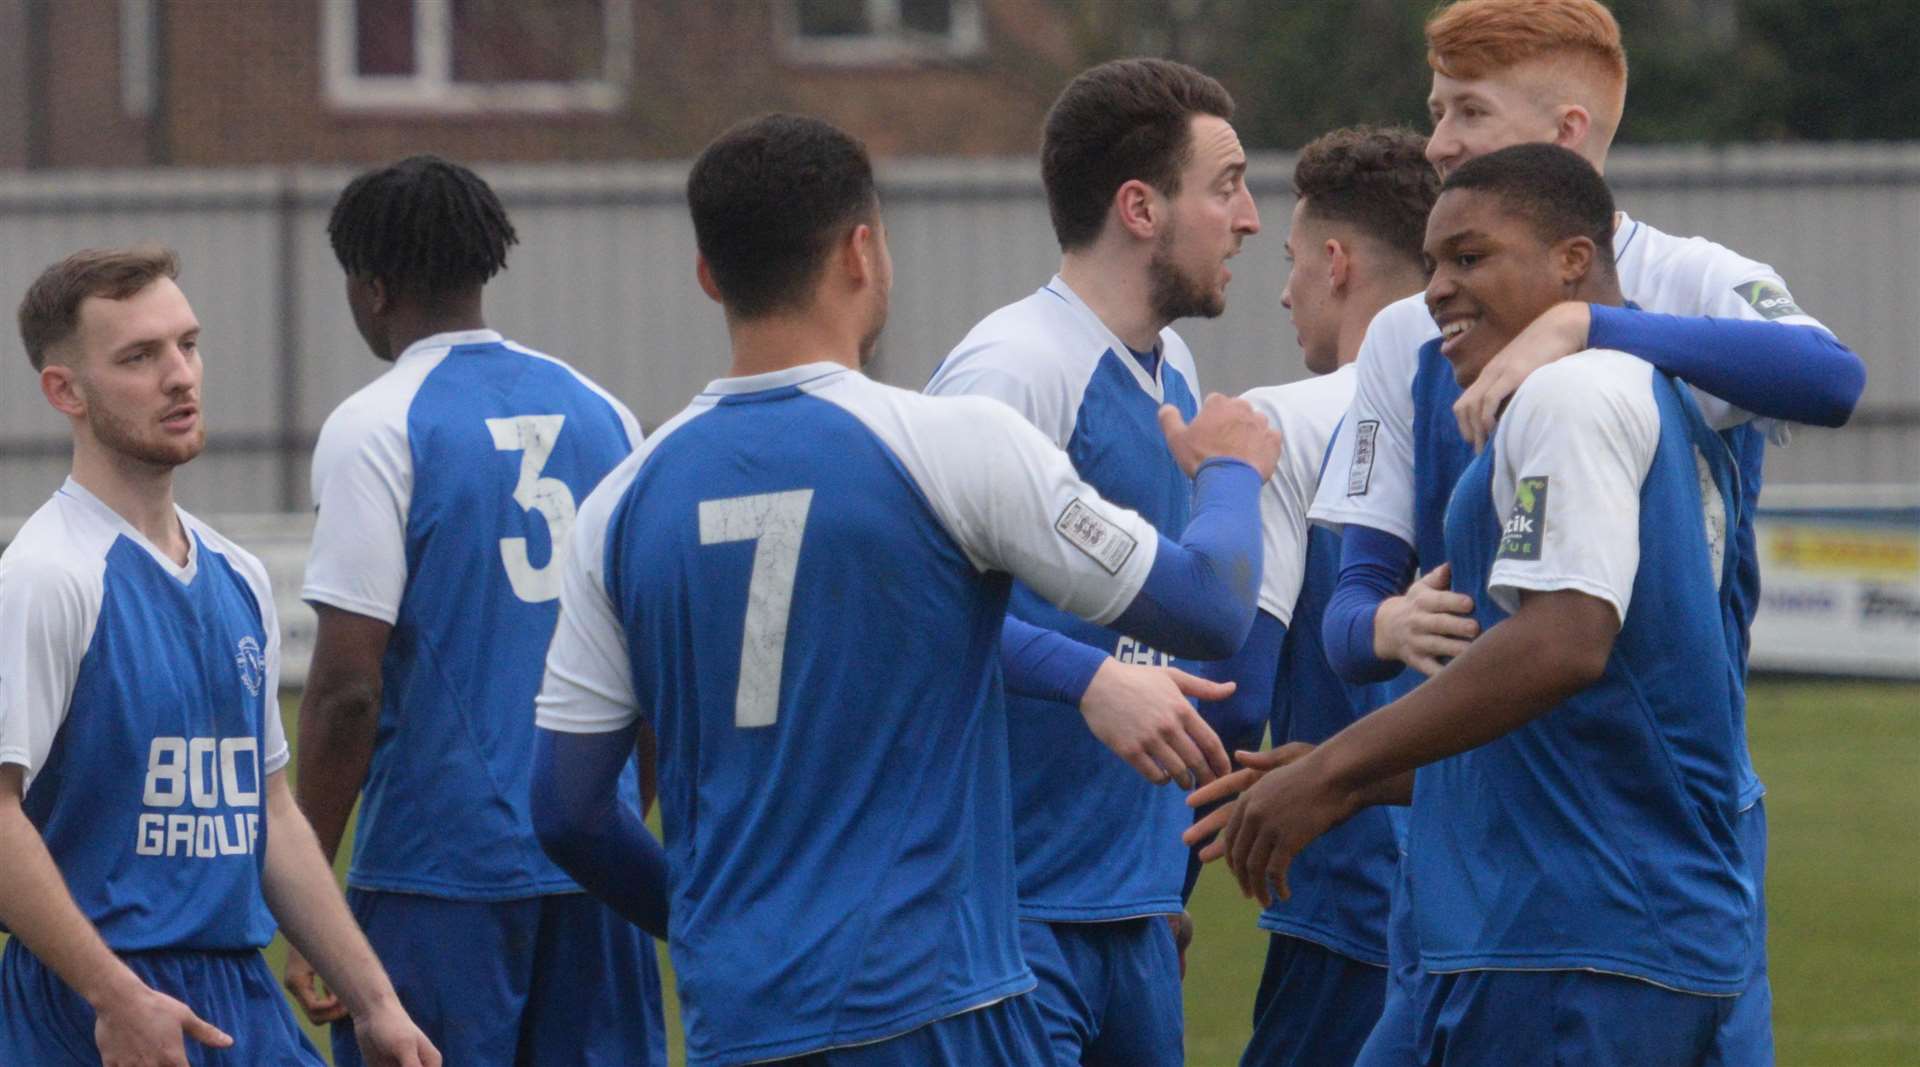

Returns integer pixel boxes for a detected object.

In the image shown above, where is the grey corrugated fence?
[2,143,1916,518]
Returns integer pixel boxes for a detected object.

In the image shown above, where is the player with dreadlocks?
[285,156,665,1067]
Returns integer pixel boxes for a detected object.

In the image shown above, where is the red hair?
[1426,0,1627,90]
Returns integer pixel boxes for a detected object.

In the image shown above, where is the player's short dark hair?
[1292,126,1439,267]
[18,245,180,370]
[1441,143,1615,270]
[1041,58,1235,252]
[686,113,878,320]
[327,155,517,301]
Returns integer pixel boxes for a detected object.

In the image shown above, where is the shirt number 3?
[487,414,576,604]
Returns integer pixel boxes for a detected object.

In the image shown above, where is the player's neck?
[1337,275,1428,368]
[383,292,487,360]
[725,312,862,379]
[1057,252,1165,353]
[69,446,187,565]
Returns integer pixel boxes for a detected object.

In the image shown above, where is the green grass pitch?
[9,679,1912,1064]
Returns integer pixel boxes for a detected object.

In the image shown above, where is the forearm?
[1586,303,1865,427]
[531,727,670,938]
[292,676,379,861]
[1311,601,1604,809]
[1322,525,1415,683]
[1111,458,1265,660]
[0,797,147,1010]
[261,777,398,1017]
[999,615,1106,705]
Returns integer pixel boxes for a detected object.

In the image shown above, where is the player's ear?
[1113,179,1158,241]
[843,221,884,288]
[1553,104,1592,154]
[695,253,724,305]
[40,359,85,418]
[1556,235,1597,288]
[1325,238,1351,294]
[366,275,391,315]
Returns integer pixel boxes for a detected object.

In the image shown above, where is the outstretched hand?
[1159,393,1284,481]
[1080,660,1234,788]
[1182,742,1341,906]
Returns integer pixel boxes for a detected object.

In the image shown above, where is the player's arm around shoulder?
[1486,350,1661,627]
[260,770,440,1067]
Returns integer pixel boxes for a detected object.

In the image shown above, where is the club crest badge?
[236,636,265,697]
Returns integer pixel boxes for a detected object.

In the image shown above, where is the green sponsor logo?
[1498,476,1549,562]
[1734,280,1803,321]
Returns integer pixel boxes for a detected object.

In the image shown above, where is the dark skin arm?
[1185,587,1618,905]
[282,604,392,1024]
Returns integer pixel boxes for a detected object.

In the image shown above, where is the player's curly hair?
[1291,126,1438,267]
[1041,58,1235,252]
[1441,143,1617,275]
[327,155,517,301]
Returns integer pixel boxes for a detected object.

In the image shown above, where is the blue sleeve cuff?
[1000,615,1107,707]
[1321,525,1415,685]
[1586,303,1863,427]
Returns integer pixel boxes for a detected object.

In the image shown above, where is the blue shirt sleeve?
[1183,608,1286,900]
[1000,615,1107,706]
[1111,457,1264,662]
[1586,304,1864,427]
[531,726,670,939]
[1321,524,1416,684]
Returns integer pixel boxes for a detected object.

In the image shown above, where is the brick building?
[0,0,1079,169]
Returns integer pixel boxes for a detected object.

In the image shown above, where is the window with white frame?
[324,0,633,112]
[781,0,985,64]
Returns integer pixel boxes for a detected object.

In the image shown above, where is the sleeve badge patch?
[1055,498,1138,575]
[1347,419,1380,497]
[1498,476,1549,562]
[1733,279,1804,321]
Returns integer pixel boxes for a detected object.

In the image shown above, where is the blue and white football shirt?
[0,480,288,950]
[535,363,1164,1066]
[1311,214,1824,666]
[1242,367,1399,966]
[926,276,1202,920]
[1424,351,1757,994]
[303,329,641,900]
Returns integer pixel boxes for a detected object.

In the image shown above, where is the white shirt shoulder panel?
[301,350,447,623]
[0,493,111,784]
[1305,295,1437,542]
[1242,365,1357,625]
[808,371,1161,627]
[1486,350,1660,623]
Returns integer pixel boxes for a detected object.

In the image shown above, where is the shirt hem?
[1305,505,1414,545]
[1418,952,1748,997]
[1256,916,1389,968]
[344,875,585,901]
[1017,899,1184,923]
[686,972,1036,1067]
